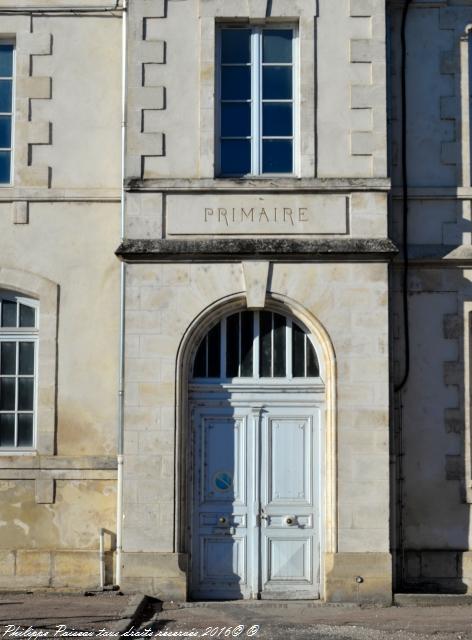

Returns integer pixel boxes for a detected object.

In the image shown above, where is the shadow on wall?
[388,0,472,594]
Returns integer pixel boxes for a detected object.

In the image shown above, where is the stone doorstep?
[162,601,363,610]
[394,594,472,607]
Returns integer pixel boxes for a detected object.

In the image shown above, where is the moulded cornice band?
[115,238,399,262]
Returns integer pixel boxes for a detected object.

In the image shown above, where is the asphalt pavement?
[3,593,472,640]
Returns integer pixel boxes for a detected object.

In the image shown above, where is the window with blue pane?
[0,293,37,449]
[218,27,295,176]
[0,44,13,185]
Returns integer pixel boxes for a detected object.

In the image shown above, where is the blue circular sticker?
[213,471,233,492]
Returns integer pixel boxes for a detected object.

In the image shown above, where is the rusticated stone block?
[324,552,392,604]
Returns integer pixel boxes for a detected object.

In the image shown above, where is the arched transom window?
[193,310,319,380]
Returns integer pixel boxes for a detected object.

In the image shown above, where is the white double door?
[190,399,321,600]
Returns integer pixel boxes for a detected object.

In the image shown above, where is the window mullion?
[251,29,261,175]
[286,318,292,379]
[14,340,18,447]
[304,334,308,377]
[238,312,242,377]
[254,311,260,378]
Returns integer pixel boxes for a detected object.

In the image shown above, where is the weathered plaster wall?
[0,4,122,590]
[0,480,116,588]
[0,202,120,456]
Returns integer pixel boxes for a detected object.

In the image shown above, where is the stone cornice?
[116,238,398,262]
[125,177,392,193]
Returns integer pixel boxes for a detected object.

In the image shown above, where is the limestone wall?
[121,260,391,601]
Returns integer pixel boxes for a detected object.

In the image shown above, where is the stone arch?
[174,291,338,589]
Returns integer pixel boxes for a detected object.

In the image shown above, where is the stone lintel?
[116,238,398,262]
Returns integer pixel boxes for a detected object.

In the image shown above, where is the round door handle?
[218,516,228,525]
[284,515,296,526]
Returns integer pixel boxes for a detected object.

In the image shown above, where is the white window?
[0,293,38,448]
[0,43,13,185]
[193,310,319,380]
[217,26,296,177]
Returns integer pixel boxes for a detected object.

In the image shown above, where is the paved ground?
[0,591,132,634]
[139,601,472,640]
[4,593,472,640]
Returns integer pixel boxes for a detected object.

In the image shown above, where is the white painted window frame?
[215,25,299,177]
[0,292,39,451]
[0,40,15,187]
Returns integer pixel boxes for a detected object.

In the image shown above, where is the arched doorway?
[188,308,325,600]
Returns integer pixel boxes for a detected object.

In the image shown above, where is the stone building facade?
[0,2,122,588]
[0,0,471,603]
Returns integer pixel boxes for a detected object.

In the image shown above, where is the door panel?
[190,407,251,600]
[268,416,312,504]
[268,537,311,580]
[260,408,320,599]
[190,402,320,600]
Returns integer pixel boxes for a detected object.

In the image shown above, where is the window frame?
[0,40,15,187]
[192,310,320,383]
[215,24,299,178]
[0,292,38,451]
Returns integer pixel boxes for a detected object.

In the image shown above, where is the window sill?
[0,449,37,456]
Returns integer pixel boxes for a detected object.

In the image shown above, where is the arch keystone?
[242,261,270,309]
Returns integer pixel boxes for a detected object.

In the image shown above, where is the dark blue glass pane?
[221,103,251,137]
[0,378,15,410]
[1,300,16,327]
[19,304,35,328]
[18,414,33,447]
[220,139,251,175]
[19,342,34,375]
[0,342,15,375]
[0,116,11,148]
[0,414,14,447]
[307,340,319,377]
[240,311,254,377]
[221,66,251,100]
[193,337,206,377]
[292,323,305,377]
[0,80,12,112]
[262,66,292,99]
[263,30,292,63]
[262,139,292,173]
[18,378,33,411]
[0,151,11,183]
[0,45,13,77]
[221,30,251,64]
[226,313,239,377]
[207,322,221,377]
[262,103,292,136]
[259,311,272,378]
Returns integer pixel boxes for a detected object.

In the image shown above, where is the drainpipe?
[116,0,128,589]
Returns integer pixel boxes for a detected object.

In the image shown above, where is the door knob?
[284,515,296,526]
